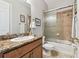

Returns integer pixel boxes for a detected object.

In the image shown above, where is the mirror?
[0,0,31,36]
[0,0,9,35]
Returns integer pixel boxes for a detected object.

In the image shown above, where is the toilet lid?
[43,43,54,50]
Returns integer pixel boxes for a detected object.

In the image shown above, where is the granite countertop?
[0,36,42,54]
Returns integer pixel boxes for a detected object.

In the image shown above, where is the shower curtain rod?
[44,5,73,13]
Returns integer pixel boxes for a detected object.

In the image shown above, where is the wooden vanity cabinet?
[2,38,42,58]
[22,45,42,58]
[32,45,42,58]
[22,51,32,58]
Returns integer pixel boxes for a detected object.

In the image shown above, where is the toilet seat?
[43,43,55,50]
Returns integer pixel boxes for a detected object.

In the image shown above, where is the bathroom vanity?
[0,36,42,58]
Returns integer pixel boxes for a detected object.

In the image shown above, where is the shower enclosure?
[44,7,73,42]
[44,11,58,41]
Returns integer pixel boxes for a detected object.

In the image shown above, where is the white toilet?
[43,43,55,50]
[42,36,55,50]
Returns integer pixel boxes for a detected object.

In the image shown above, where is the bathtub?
[44,40,76,57]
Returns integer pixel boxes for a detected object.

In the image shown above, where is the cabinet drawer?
[4,39,42,58]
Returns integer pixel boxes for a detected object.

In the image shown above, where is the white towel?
[20,23,25,33]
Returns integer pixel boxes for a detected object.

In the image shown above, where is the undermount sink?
[10,36,34,42]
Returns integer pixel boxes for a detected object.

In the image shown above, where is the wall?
[3,0,31,34]
[27,0,48,36]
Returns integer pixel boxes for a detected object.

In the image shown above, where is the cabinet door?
[22,52,32,58]
[32,45,42,58]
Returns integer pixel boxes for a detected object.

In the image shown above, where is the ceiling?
[44,0,74,10]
